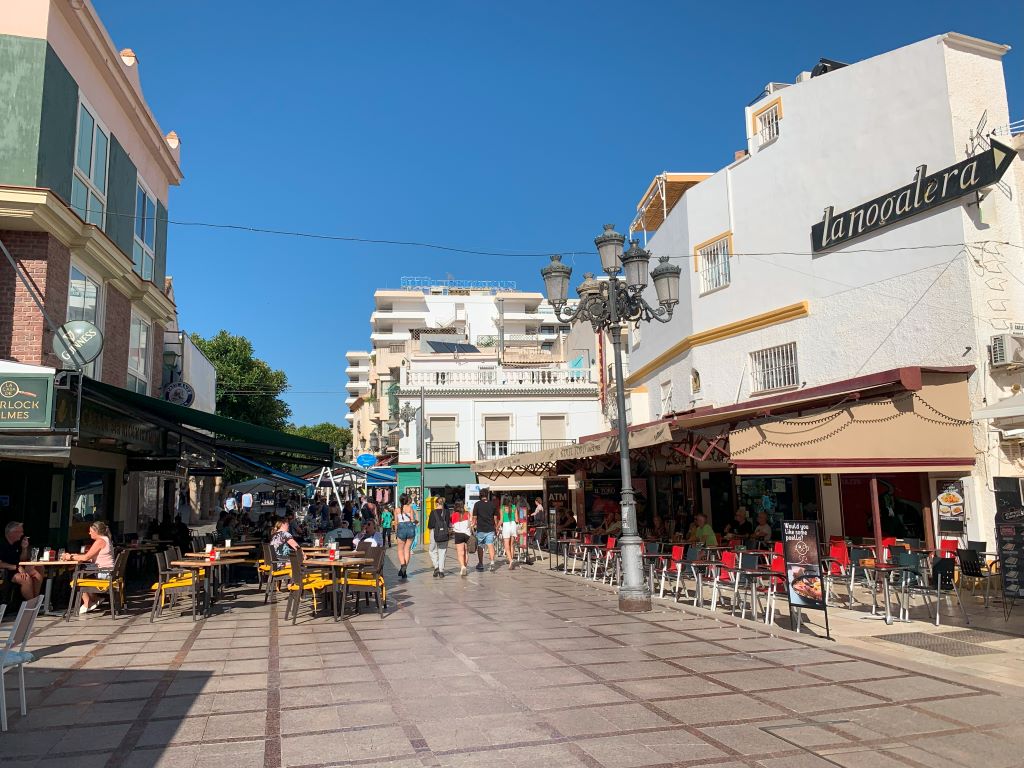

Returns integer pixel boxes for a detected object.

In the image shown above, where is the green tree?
[287,422,352,460]
[191,330,291,429]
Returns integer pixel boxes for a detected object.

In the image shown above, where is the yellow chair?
[284,553,331,624]
[150,551,204,622]
[67,551,129,620]
[262,543,292,604]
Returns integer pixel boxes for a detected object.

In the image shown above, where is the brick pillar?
[103,287,130,387]
[150,321,166,397]
[0,230,70,367]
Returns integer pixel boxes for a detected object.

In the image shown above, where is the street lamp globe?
[621,240,651,290]
[651,255,682,308]
[576,272,603,300]
[541,254,572,307]
[594,224,625,275]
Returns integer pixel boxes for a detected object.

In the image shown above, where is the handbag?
[467,531,478,554]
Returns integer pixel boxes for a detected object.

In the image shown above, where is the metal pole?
[418,385,425,547]
[608,279,651,612]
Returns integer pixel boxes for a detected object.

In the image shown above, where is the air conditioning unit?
[764,82,791,95]
[1011,322,1024,334]
[990,333,1024,367]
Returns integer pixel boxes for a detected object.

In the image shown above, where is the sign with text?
[0,374,54,429]
[995,505,1024,608]
[811,140,1016,252]
[935,478,967,534]
[782,519,826,612]
[52,320,104,368]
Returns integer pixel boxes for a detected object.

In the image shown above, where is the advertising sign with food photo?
[935,479,966,534]
[782,520,826,612]
[995,506,1024,608]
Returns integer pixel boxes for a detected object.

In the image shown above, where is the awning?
[974,392,1024,425]
[366,467,397,487]
[83,378,332,465]
[222,452,312,490]
[397,465,477,488]
[729,370,975,475]
[474,420,677,478]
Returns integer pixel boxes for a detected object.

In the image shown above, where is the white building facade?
[622,33,1023,548]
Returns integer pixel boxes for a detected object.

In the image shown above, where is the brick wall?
[102,286,130,387]
[150,321,165,396]
[0,229,69,367]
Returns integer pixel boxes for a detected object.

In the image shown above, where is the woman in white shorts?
[450,500,473,577]
[499,494,518,570]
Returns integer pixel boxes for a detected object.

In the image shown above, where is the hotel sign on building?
[812,139,1017,252]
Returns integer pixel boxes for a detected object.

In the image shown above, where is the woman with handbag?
[450,500,473,577]
[427,496,451,578]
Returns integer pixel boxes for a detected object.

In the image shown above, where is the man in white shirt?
[241,492,254,521]
[224,495,237,514]
[353,519,383,548]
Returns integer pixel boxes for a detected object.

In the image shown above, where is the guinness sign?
[811,139,1016,252]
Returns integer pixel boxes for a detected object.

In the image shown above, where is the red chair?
[773,541,784,555]
[939,539,958,559]
[826,541,850,576]
[594,536,618,583]
[881,537,897,563]
[709,550,739,612]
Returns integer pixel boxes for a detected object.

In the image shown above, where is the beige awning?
[729,371,975,475]
[474,421,676,478]
[974,392,1024,425]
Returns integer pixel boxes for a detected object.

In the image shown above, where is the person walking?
[380,504,394,548]
[472,490,499,572]
[427,496,451,578]
[395,494,419,580]
[499,494,518,570]
[450,500,472,576]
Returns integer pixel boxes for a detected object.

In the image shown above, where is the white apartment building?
[619,33,1023,547]
[345,278,602,498]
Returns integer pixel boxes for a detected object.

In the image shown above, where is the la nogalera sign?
[811,139,1016,252]
[0,374,54,429]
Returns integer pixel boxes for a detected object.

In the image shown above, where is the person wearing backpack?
[427,495,451,578]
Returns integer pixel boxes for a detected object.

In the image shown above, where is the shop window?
[72,99,108,227]
[695,233,732,295]
[750,342,799,394]
[133,181,157,281]
[752,97,782,148]
[127,312,151,394]
[67,265,102,377]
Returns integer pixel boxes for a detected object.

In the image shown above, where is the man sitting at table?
[686,512,718,548]
[325,518,354,547]
[354,519,383,548]
[0,521,43,600]
[723,507,753,544]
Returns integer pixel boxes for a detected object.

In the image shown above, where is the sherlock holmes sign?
[0,374,54,428]
[812,139,1016,252]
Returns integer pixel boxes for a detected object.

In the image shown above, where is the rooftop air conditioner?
[764,82,791,95]
[990,333,1024,367]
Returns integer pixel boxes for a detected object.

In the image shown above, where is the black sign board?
[544,477,570,556]
[811,140,1016,252]
[782,519,830,637]
[936,479,967,534]
[995,505,1024,618]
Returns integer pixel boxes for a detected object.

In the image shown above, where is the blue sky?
[93,0,1023,426]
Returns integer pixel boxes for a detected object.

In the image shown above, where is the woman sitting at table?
[752,511,773,545]
[593,509,621,538]
[61,521,115,615]
[270,520,303,567]
[723,507,752,544]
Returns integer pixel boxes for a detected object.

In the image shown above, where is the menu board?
[936,479,967,534]
[995,506,1024,603]
[782,520,826,612]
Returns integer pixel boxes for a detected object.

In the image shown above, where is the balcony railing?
[406,368,592,388]
[425,442,460,463]
[477,438,575,460]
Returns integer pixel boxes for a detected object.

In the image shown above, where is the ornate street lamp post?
[541,224,681,612]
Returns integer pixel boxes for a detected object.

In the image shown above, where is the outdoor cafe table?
[642,552,666,592]
[169,558,247,617]
[730,568,785,624]
[863,563,910,625]
[304,557,374,620]
[18,560,79,616]
[555,538,580,573]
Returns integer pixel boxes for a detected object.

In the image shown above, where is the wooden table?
[304,558,374,620]
[17,560,79,616]
[169,558,247,617]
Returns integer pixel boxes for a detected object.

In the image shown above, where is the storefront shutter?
[484,416,510,442]
[429,417,456,443]
[540,416,565,441]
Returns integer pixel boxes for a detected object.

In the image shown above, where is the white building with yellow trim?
[620,32,1024,547]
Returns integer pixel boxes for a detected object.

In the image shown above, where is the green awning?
[396,465,476,489]
[83,378,332,464]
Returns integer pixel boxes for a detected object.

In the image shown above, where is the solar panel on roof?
[425,341,479,354]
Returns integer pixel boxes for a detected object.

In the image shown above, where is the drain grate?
[940,628,1023,644]
[878,632,1001,657]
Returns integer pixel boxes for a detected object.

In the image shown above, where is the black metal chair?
[957,548,998,608]
[930,557,969,626]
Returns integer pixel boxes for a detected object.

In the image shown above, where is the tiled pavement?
[6,551,1023,768]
